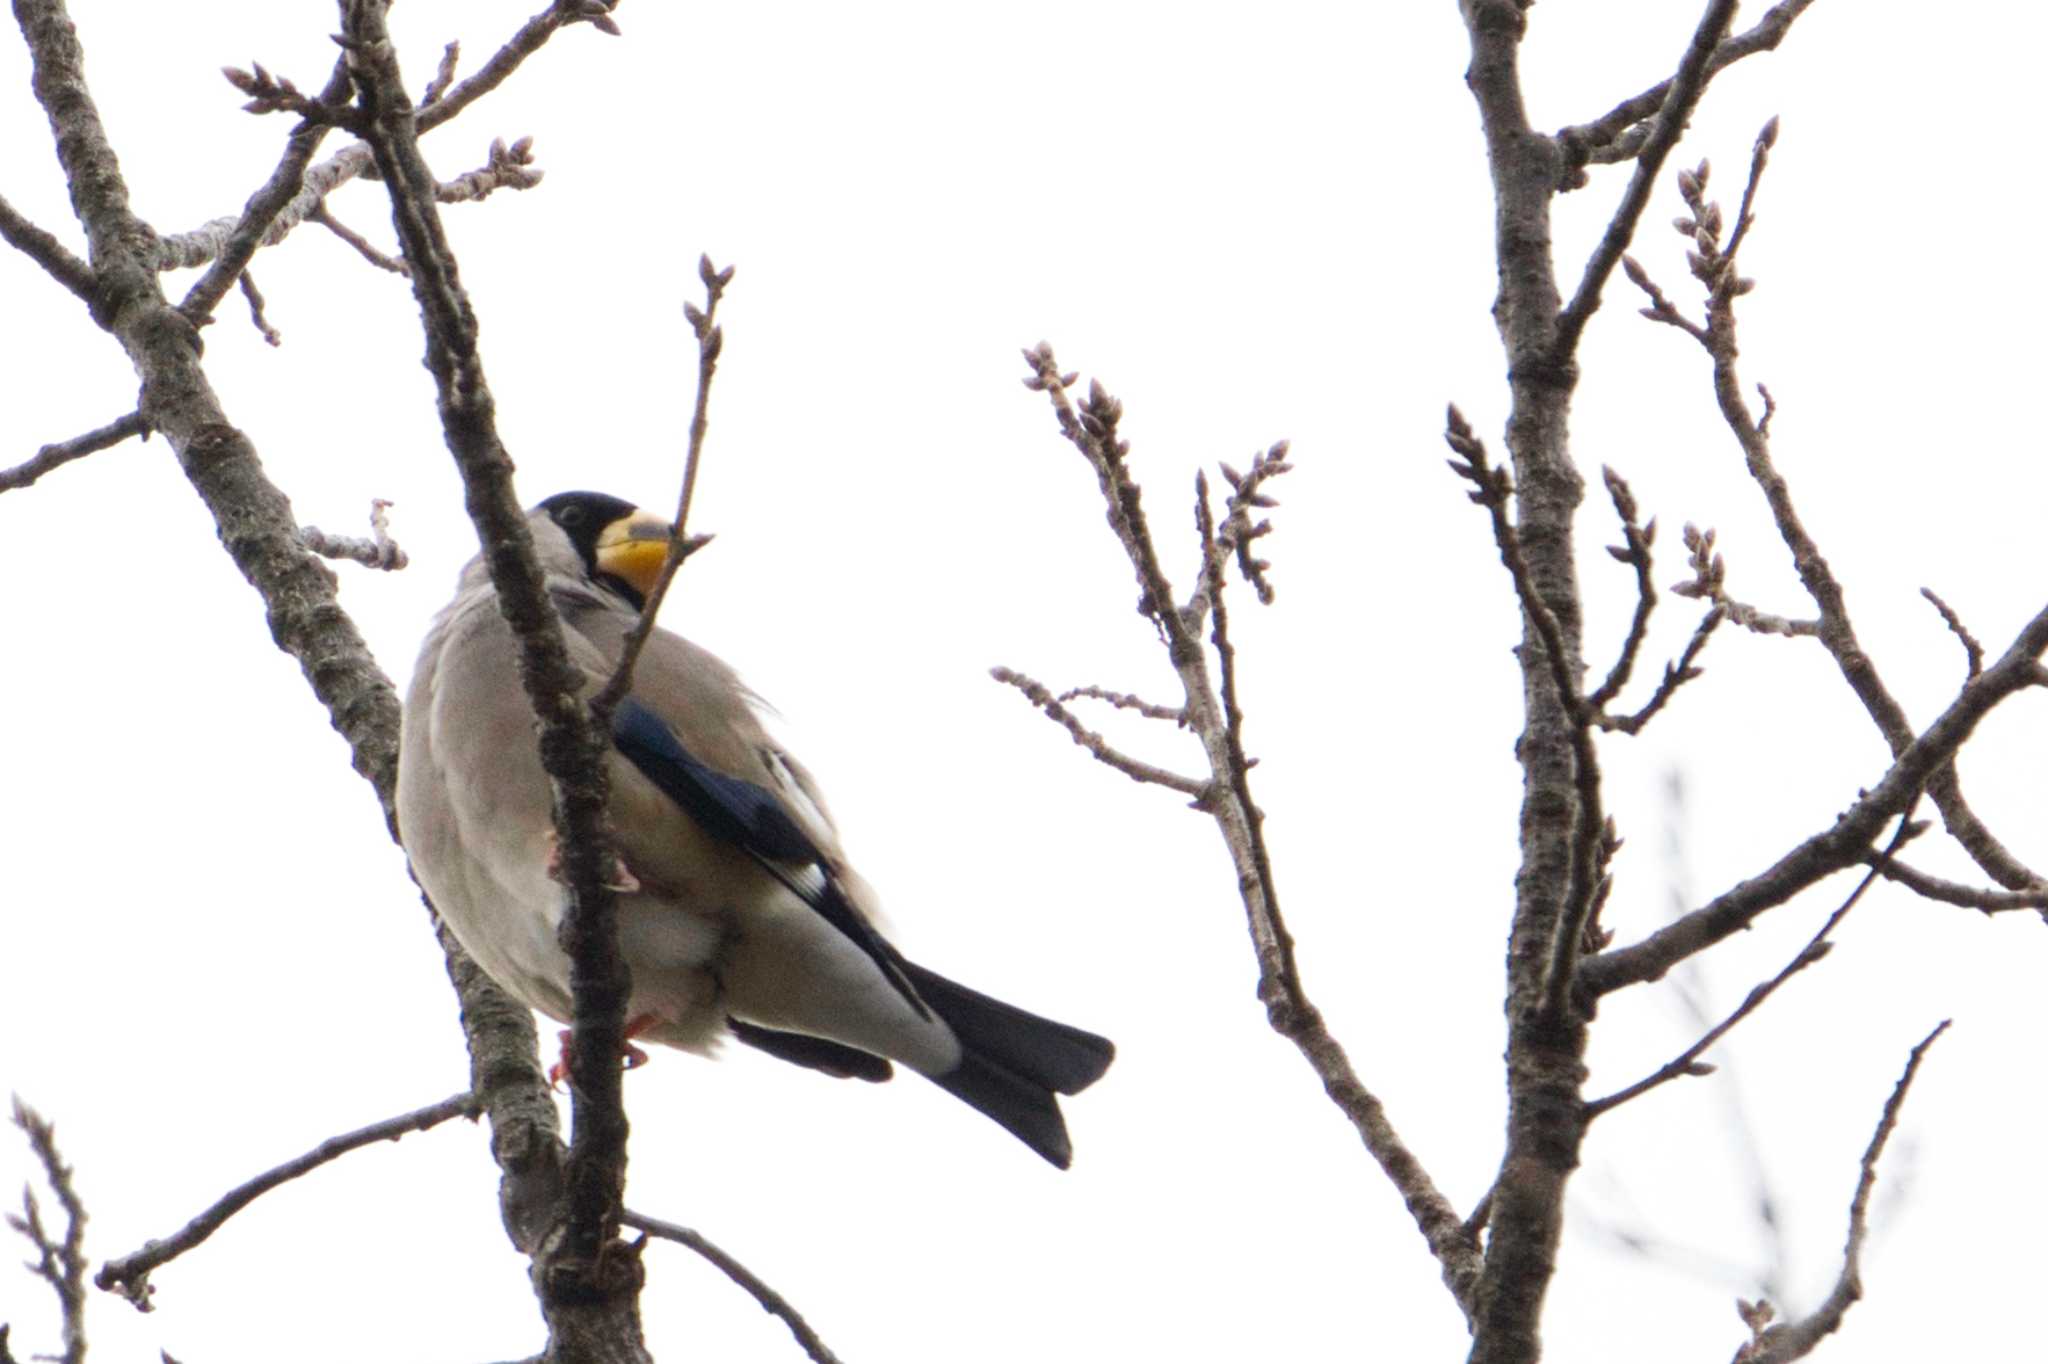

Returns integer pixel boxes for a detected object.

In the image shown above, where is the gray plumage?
[397,492,1113,1167]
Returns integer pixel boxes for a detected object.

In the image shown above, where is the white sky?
[3,2,2044,1361]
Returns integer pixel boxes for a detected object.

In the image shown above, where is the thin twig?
[434,135,544,203]
[0,191,95,305]
[1055,684,1186,724]
[180,56,351,324]
[300,498,411,571]
[1552,0,1740,362]
[1556,0,1815,174]
[992,667,1209,797]
[1585,808,1922,1120]
[1919,588,1984,679]
[593,256,730,715]
[1024,344,1481,1318]
[1662,125,2048,901]
[1671,521,1817,638]
[1214,442,1294,604]
[1742,1022,1951,1364]
[1587,466,1658,711]
[1862,855,2048,916]
[1596,604,1723,735]
[1443,405,1607,1022]
[308,203,409,275]
[1582,599,2048,996]
[621,1210,844,1364]
[156,2,605,280]
[8,1100,88,1364]
[95,1091,479,1310]
[238,269,282,345]
[420,41,461,107]
[0,411,148,494]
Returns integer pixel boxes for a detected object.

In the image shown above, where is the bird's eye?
[557,506,587,529]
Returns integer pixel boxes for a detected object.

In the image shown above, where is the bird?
[397,491,1114,1167]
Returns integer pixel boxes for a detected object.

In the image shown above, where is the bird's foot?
[542,831,642,894]
[547,1017,657,1088]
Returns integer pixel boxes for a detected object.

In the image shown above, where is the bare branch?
[1742,1022,1951,1364]
[1557,1,1816,174]
[1585,809,1920,1120]
[992,666,1209,797]
[414,0,622,134]
[308,202,409,275]
[1587,466,1658,710]
[222,59,355,125]
[621,1210,843,1364]
[8,1100,87,1364]
[1595,603,1722,735]
[340,1,636,1322]
[300,498,411,571]
[594,256,732,716]
[179,56,351,323]
[1214,441,1294,604]
[1862,855,2048,917]
[12,0,568,1298]
[1672,522,1817,639]
[1655,128,2048,900]
[0,410,147,494]
[1552,0,1740,362]
[95,1092,479,1310]
[158,0,606,282]
[1025,344,1481,1318]
[420,41,461,107]
[1582,600,2048,995]
[0,191,95,305]
[236,268,281,345]
[1919,588,1984,679]
[1056,684,1186,724]
[434,135,545,204]
[1443,405,1607,1020]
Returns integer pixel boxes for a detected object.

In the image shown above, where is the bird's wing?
[607,692,931,1021]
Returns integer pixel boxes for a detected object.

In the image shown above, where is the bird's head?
[535,491,675,608]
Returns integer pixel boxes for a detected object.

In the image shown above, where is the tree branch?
[991,665,1210,798]
[1742,1022,1949,1363]
[95,1092,479,1310]
[7,1100,87,1364]
[1582,602,2048,995]
[10,0,571,1324]
[0,409,146,493]
[592,255,729,716]
[0,189,95,305]
[299,496,410,570]
[179,56,351,324]
[1551,0,1739,362]
[621,1210,844,1364]
[1022,344,1482,1319]
[339,4,643,1349]
[1584,809,1919,1120]
[1555,0,1817,176]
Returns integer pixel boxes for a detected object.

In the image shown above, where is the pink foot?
[547,1015,658,1088]
[542,831,642,894]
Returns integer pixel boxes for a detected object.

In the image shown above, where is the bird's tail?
[904,962,1115,1169]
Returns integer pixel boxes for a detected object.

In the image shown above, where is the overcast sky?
[3,3,2045,1361]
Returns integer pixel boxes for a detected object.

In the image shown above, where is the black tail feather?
[931,1050,1078,1168]
[729,1018,895,1082]
[904,962,1115,1168]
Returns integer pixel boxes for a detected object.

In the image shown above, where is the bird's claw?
[543,831,642,894]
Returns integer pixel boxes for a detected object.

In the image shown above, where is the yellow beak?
[594,508,676,598]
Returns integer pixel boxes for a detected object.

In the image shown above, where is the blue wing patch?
[609,696,930,1020]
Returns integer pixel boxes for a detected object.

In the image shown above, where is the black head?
[536,490,640,574]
